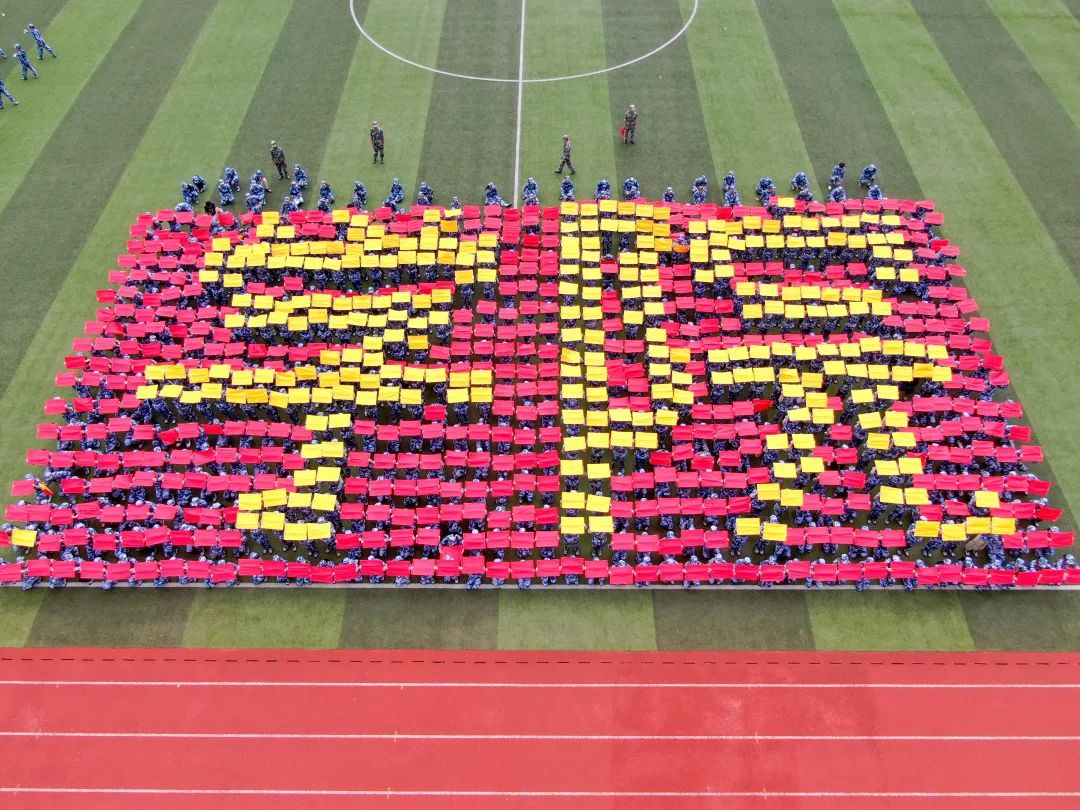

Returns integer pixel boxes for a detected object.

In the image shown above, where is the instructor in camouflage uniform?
[623,104,637,145]
[555,134,576,175]
[270,140,289,180]
[370,121,385,165]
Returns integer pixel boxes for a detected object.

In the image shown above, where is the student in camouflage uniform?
[623,104,637,144]
[270,141,289,180]
[555,134,576,175]
[370,121,385,164]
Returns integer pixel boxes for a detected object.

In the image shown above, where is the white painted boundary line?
[513,0,526,197]
[0,680,1077,689]
[2,788,1078,798]
[2,731,1076,742]
[347,0,701,84]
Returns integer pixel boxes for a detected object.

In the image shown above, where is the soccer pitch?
[0,0,1078,652]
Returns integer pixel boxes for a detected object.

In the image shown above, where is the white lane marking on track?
[0,680,1077,688]
[3,731,1078,742]
[513,0,526,196]
[347,0,700,84]
[2,789,1079,798]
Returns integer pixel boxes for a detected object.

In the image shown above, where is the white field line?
[1,731,1076,742]
[513,0,526,197]
[347,0,701,84]
[0,788,1078,799]
[0,680,1077,689]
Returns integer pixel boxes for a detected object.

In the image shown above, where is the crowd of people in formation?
[181,135,891,228]
[0,153,1072,591]
[0,22,58,110]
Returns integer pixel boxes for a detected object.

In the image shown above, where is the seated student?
[293,164,309,189]
[691,174,708,204]
[560,176,575,201]
[352,181,367,209]
[217,177,235,206]
[859,163,877,186]
[484,182,509,207]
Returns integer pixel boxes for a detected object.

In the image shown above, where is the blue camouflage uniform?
[522,177,538,205]
[0,77,18,109]
[352,181,367,209]
[560,177,575,202]
[416,181,434,206]
[318,181,334,205]
[866,184,883,201]
[484,183,508,207]
[691,175,708,204]
[829,162,846,188]
[14,45,38,79]
[859,164,877,186]
[223,167,240,192]
[25,24,56,59]
[594,179,611,201]
[623,177,641,200]
[216,178,234,206]
[662,187,676,203]
[384,178,404,211]
[293,165,309,189]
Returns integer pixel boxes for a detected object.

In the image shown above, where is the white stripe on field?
[513,0,526,197]
[2,731,1076,742]
[0,788,1078,799]
[0,680,1075,689]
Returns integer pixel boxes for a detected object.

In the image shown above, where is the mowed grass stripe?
[648,0,819,652]
[912,0,1080,286]
[988,0,1080,131]
[498,591,657,650]
[602,0,715,200]
[837,0,1080,528]
[339,590,500,649]
[183,590,347,649]
[7,1,292,648]
[519,0,617,205]
[0,590,46,647]
[0,0,292,515]
[223,2,360,190]
[0,0,141,215]
[961,592,1080,651]
[755,0,919,200]
[654,591,814,650]
[414,0,519,203]
[0,0,69,82]
[808,591,975,651]
[0,0,215,399]
[26,589,194,647]
[318,0,445,208]
[838,0,1080,651]
[683,0,812,223]
[757,0,976,652]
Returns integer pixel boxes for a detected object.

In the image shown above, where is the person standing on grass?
[370,121,385,164]
[0,76,18,109]
[24,23,56,59]
[13,44,38,79]
[622,104,637,144]
[555,134,576,175]
[270,140,289,181]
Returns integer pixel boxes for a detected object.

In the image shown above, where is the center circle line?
[348,0,700,84]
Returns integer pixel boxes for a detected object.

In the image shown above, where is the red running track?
[1,649,1079,808]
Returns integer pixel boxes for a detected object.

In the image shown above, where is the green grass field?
[1,0,1078,652]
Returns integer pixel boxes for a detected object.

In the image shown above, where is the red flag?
[619,126,627,138]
